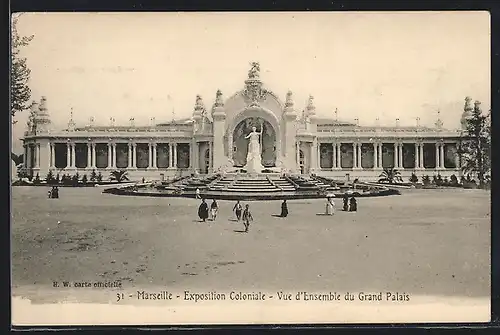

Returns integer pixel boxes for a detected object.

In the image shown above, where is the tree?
[11,16,34,123]
[81,174,88,184]
[109,169,129,183]
[459,98,491,187]
[378,167,403,184]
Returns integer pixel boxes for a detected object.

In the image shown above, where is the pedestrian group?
[197,192,358,233]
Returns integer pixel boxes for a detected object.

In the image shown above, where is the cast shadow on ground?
[271,214,285,218]
[233,230,247,233]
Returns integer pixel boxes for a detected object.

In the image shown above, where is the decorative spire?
[395,118,400,128]
[306,95,316,115]
[334,108,338,122]
[193,95,205,115]
[354,118,359,126]
[285,90,294,108]
[461,96,473,130]
[67,107,75,131]
[214,89,224,108]
[109,117,115,127]
[434,109,443,129]
[248,61,261,80]
[34,96,52,133]
[212,90,226,119]
[171,108,175,122]
[375,117,380,127]
[129,117,135,127]
[243,62,266,106]
[150,117,156,127]
[283,90,296,117]
[89,116,95,127]
[416,117,421,128]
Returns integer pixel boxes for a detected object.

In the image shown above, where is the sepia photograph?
[11,11,491,325]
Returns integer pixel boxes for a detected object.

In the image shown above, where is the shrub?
[409,173,418,183]
[33,173,41,184]
[90,169,97,182]
[450,174,459,186]
[97,172,103,182]
[55,173,60,184]
[81,174,88,184]
[46,170,55,184]
[422,175,431,186]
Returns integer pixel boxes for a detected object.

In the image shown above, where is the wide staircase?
[156,173,345,197]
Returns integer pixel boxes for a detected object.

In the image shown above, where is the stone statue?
[243,124,264,173]
[248,62,260,79]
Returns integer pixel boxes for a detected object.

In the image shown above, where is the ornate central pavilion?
[22,63,466,181]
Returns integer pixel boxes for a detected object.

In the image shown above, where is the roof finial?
[335,108,338,121]
[416,116,420,128]
[395,118,400,128]
[435,109,443,129]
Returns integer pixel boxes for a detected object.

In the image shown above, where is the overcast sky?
[11,11,490,151]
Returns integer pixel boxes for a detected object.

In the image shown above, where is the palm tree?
[109,169,129,183]
[378,167,403,184]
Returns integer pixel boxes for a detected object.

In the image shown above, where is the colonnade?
[299,140,458,171]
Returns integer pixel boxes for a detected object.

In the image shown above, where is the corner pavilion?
[21,64,468,182]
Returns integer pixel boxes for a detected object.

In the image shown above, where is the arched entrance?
[232,117,276,168]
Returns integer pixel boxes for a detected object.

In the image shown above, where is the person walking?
[233,200,243,221]
[342,193,349,212]
[349,197,357,212]
[198,199,209,222]
[280,199,289,218]
[325,196,335,215]
[242,204,253,233]
[210,199,218,221]
[195,188,201,199]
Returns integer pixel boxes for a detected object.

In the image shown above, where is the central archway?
[232,117,276,167]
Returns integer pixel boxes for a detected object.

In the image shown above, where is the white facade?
[21,65,463,182]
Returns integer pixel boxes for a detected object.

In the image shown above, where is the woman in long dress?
[198,199,209,222]
[325,196,334,215]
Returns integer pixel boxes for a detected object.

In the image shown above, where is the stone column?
[147,143,152,168]
[419,143,424,169]
[398,143,404,169]
[152,143,157,169]
[168,143,173,168]
[107,143,112,168]
[47,143,52,169]
[454,143,460,169]
[373,143,378,169]
[228,133,233,160]
[337,143,342,169]
[66,143,71,168]
[132,143,137,168]
[50,143,55,168]
[87,143,92,168]
[440,143,445,169]
[331,142,336,170]
[112,143,117,168]
[208,141,212,171]
[377,143,383,169]
[393,143,398,168]
[70,143,76,168]
[296,141,300,170]
[316,141,321,170]
[91,143,96,168]
[351,143,357,169]
[435,143,439,170]
[414,143,419,169]
[173,143,178,169]
[357,142,362,169]
[128,143,133,168]
[34,144,40,168]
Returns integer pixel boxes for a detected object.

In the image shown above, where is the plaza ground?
[11,186,490,303]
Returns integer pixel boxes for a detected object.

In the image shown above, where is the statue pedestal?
[244,157,264,174]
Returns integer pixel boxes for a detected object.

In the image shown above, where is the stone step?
[224,188,282,193]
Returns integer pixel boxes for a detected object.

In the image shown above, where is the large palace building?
[21,63,468,182]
